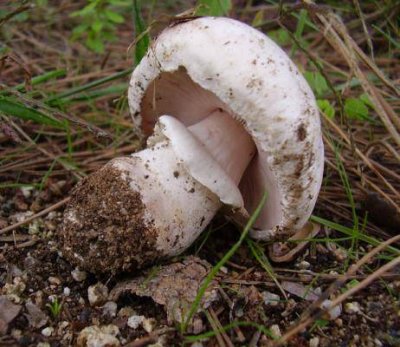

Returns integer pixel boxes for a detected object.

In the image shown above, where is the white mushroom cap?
[128,17,324,240]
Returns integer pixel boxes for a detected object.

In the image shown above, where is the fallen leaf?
[282,281,319,301]
[109,256,219,324]
[0,295,22,334]
[25,300,49,328]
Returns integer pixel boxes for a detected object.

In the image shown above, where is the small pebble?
[118,307,135,318]
[28,220,40,235]
[57,321,69,335]
[297,260,311,270]
[127,315,145,329]
[88,283,108,307]
[333,247,348,261]
[102,302,118,318]
[71,268,87,282]
[47,211,58,220]
[143,318,156,333]
[37,343,50,347]
[309,336,320,347]
[219,266,228,274]
[63,287,71,296]
[77,325,120,347]
[148,343,163,347]
[345,301,361,314]
[11,329,22,340]
[21,187,33,199]
[270,324,281,338]
[321,300,342,320]
[41,327,54,337]
[335,318,343,327]
[48,277,61,286]
[192,317,204,334]
[261,291,280,306]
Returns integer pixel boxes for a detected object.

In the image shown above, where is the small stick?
[0,197,70,235]
[209,307,234,347]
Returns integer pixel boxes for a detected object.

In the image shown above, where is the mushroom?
[60,17,324,273]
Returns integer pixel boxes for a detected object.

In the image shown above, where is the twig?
[206,309,227,347]
[209,307,234,347]
[217,287,246,342]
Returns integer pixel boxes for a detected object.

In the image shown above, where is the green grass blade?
[0,96,65,128]
[246,238,287,299]
[18,69,66,91]
[181,192,268,332]
[311,215,400,256]
[196,0,232,16]
[133,0,150,65]
[61,83,127,103]
[45,68,132,105]
[0,69,66,96]
[290,9,308,56]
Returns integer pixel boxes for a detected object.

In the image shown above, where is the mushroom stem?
[188,109,256,185]
[61,112,256,273]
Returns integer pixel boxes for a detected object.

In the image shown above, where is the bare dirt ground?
[0,1,399,346]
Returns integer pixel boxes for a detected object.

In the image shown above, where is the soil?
[60,164,160,274]
[0,184,399,346]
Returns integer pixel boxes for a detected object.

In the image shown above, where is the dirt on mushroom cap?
[59,165,161,274]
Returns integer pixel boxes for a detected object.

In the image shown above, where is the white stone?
[309,336,320,347]
[88,283,108,307]
[71,268,87,282]
[127,315,145,329]
[345,302,361,314]
[270,324,281,338]
[298,260,311,269]
[261,291,280,306]
[321,300,342,320]
[48,277,61,286]
[77,325,120,347]
[41,327,54,337]
[102,302,118,318]
[143,318,156,333]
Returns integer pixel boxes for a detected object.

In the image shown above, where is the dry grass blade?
[315,12,400,146]
[323,114,400,211]
[1,115,83,180]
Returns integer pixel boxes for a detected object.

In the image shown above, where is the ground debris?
[25,300,48,328]
[109,256,219,324]
[0,295,21,334]
[282,281,342,320]
[77,324,120,347]
[88,282,109,307]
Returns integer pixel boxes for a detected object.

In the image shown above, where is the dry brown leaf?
[0,295,22,334]
[109,256,219,324]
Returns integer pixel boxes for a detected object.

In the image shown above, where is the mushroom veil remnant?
[61,17,324,273]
